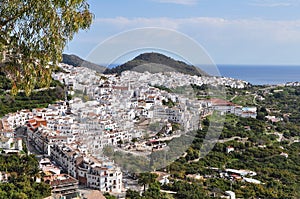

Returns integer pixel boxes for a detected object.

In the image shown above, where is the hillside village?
[0,63,258,198]
[2,0,300,198]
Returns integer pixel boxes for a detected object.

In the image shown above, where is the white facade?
[51,144,122,193]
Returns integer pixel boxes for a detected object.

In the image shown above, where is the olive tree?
[0,0,93,95]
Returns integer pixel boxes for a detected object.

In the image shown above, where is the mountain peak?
[104,52,208,76]
[62,54,106,73]
[134,52,172,62]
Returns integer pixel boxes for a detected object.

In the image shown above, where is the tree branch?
[0,2,31,27]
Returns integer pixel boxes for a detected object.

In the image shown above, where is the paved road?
[15,126,43,155]
[123,175,142,192]
[218,136,248,143]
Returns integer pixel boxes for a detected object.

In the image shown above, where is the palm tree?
[137,172,158,192]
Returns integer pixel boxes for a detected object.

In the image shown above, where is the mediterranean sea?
[217,65,300,85]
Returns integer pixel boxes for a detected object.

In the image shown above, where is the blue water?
[217,65,300,85]
[107,63,300,85]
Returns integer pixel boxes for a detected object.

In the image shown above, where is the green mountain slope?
[62,54,106,73]
[104,52,208,76]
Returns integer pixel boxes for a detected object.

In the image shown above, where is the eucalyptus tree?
[0,0,93,95]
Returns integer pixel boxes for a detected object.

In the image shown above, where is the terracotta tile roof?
[209,98,237,106]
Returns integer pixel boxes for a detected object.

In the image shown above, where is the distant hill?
[62,54,106,73]
[104,52,208,76]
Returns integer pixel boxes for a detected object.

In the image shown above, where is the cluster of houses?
[118,70,249,89]
[206,98,257,118]
[0,63,258,197]
[222,168,261,184]
[0,119,23,154]
[187,167,261,185]
[0,102,124,196]
[285,81,300,86]
[40,157,79,197]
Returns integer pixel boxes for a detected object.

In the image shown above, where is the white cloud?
[151,0,198,5]
[250,0,299,7]
[95,17,180,29]
[81,16,300,64]
[94,17,300,43]
[251,2,292,7]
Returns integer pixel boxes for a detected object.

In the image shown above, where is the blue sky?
[64,0,300,65]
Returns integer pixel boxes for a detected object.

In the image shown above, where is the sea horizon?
[103,63,299,86]
[217,64,300,85]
